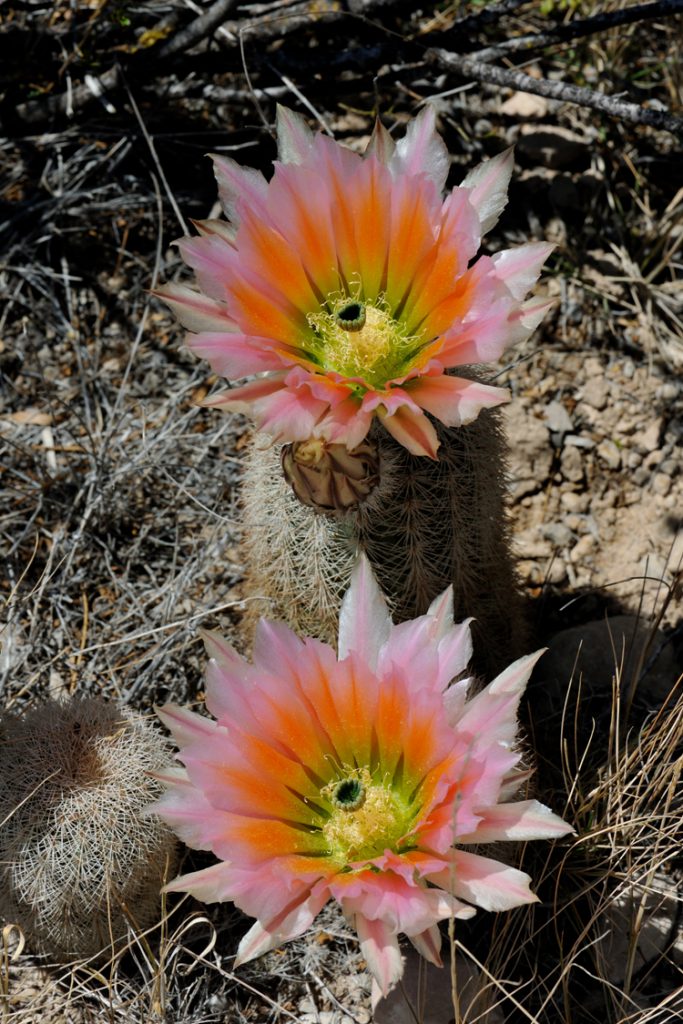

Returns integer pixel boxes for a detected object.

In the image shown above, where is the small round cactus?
[0,697,178,960]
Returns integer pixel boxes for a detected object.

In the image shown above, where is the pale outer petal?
[235,885,329,965]
[456,799,574,843]
[459,147,514,235]
[391,104,450,191]
[276,104,314,164]
[355,913,404,997]
[492,241,555,300]
[432,850,538,912]
[338,555,392,670]
[153,283,239,333]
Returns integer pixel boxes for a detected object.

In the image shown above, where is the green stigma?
[335,302,366,332]
[330,777,366,811]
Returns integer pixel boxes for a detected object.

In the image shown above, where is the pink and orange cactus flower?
[156,106,553,458]
[150,558,573,1000]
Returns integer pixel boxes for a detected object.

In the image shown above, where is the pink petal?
[156,703,220,746]
[338,555,392,669]
[235,885,328,965]
[376,404,440,458]
[492,242,555,300]
[211,154,269,224]
[459,147,514,235]
[506,297,556,347]
[392,104,450,191]
[149,777,233,852]
[176,234,235,302]
[276,104,314,164]
[364,117,396,165]
[206,374,330,441]
[252,617,307,678]
[201,629,244,668]
[153,283,238,333]
[457,800,574,844]
[164,859,238,901]
[192,218,237,245]
[320,395,373,449]
[185,332,289,377]
[409,374,510,427]
[409,924,443,967]
[432,850,538,911]
[354,913,404,997]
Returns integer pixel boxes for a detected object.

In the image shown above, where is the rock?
[542,522,574,547]
[565,434,595,449]
[596,872,683,986]
[561,445,584,483]
[544,400,574,442]
[501,91,549,118]
[632,417,665,454]
[644,449,664,469]
[652,472,671,496]
[504,403,553,499]
[561,491,589,513]
[570,534,595,564]
[546,557,568,584]
[515,526,553,559]
[596,439,622,470]
[581,377,609,411]
[537,615,679,708]
[374,948,505,1024]
[516,124,590,169]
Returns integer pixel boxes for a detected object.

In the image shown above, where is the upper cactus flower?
[156,106,553,458]
[150,558,573,1002]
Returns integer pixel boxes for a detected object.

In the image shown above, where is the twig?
[156,0,241,59]
[13,66,121,126]
[428,48,683,135]
[469,0,683,63]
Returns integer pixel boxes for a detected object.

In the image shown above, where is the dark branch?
[468,0,683,63]
[428,48,683,135]
[156,0,242,60]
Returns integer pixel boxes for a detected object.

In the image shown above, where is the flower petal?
[235,885,328,965]
[338,554,392,669]
[409,374,510,427]
[354,913,404,997]
[457,800,575,843]
[391,104,450,192]
[153,283,238,333]
[211,154,269,224]
[492,242,555,300]
[459,148,514,235]
[432,850,538,911]
[276,104,314,164]
[186,332,289,377]
[376,404,440,459]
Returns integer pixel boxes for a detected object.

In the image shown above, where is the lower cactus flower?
[150,559,572,1000]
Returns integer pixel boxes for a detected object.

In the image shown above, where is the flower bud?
[281,437,379,512]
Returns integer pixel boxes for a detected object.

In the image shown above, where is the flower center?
[321,767,412,863]
[307,296,426,389]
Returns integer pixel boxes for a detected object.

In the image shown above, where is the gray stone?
[581,377,609,411]
[504,403,553,499]
[374,948,504,1024]
[596,439,622,470]
[561,445,584,483]
[537,615,680,708]
[542,522,574,547]
[544,400,574,438]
